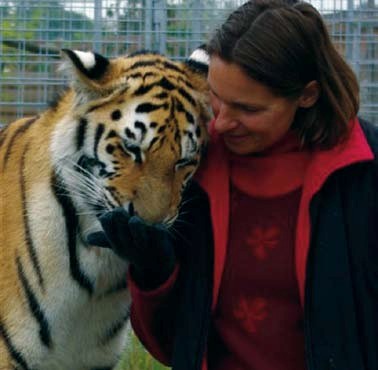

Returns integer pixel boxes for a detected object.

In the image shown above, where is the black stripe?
[178,87,196,107]
[91,367,114,370]
[87,101,108,113]
[154,92,169,99]
[175,97,185,112]
[169,97,176,119]
[158,125,166,134]
[133,83,155,96]
[174,127,182,147]
[163,60,184,74]
[174,98,194,123]
[105,186,123,206]
[179,76,194,90]
[20,144,45,290]
[123,142,142,164]
[125,128,136,140]
[76,118,88,150]
[51,173,94,295]
[176,158,198,167]
[147,136,160,151]
[106,130,117,139]
[0,318,31,370]
[195,125,201,138]
[159,77,175,91]
[135,102,168,113]
[128,72,143,79]
[16,257,52,348]
[133,77,176,97]
[134,121,147,141]
[99,313,129,346]
[186,111,195,124]
[125,60,160,72]
[151,136,166,154]
[94,124,105,159]
[2,116,37,170]
[184,130,197,152]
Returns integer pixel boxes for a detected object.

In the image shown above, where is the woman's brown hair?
[207,0,359,149]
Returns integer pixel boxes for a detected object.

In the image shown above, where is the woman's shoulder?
[358,117,378,156]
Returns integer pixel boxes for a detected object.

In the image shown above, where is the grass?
[116,328,170,370]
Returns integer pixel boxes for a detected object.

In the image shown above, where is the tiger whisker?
[55,160,113,211]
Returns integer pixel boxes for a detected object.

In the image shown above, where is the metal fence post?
[154,0,167,54]
[191,0,203,51]
[145,0,153,50]
[94,0,103,52]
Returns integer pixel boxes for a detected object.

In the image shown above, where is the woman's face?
[208,56,301,155]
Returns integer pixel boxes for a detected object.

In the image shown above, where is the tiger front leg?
[0,331,31,370]
[0,341,15,370]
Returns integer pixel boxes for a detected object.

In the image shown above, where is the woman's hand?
[87,208,176,289]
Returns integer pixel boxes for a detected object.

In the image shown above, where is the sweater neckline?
[229,132,311,198]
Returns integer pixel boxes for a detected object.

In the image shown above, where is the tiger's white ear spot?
[73,50,96,69]
[189,47,209,66]
[185,45,209,75]
[61,49,109,80]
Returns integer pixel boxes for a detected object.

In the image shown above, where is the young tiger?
[0,47,210,370]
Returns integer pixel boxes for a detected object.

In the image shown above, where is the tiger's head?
[51,48,210,229]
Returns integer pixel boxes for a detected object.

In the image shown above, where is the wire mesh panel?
[0,0,377,126]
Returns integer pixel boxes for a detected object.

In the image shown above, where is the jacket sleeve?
[127,180,213,366]
[128,263,180,365]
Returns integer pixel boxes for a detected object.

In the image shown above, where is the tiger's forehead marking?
[77,52,207,164]
[87,97,201,161]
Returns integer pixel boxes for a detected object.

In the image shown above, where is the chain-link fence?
[0,0,377,126]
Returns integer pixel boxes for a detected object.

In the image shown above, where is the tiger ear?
[60,49,111,103]
[185,44,209,76]
[182,45,209,95]
[183,45,212,123]
[61,49,109,80]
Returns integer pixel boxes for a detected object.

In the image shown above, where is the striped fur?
[0,48,210,370]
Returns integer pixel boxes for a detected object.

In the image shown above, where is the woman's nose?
[213,104,239,133]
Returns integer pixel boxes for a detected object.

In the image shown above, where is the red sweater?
[212,187,305,370]
[210,135,309,369]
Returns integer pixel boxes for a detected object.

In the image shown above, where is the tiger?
[0,46,210,370]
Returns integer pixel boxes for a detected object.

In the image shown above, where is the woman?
[89,0,378,369]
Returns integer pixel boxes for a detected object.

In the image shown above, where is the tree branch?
[2,40,61,59]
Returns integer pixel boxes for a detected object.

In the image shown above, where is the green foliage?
[117,329,170,370]
[1,1,94,42]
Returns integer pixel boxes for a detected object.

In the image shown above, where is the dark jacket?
[129,118,378,370]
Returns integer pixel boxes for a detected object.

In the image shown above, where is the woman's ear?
[298,80,320,108]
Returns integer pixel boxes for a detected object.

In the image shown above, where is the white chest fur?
[11,180,131,370]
